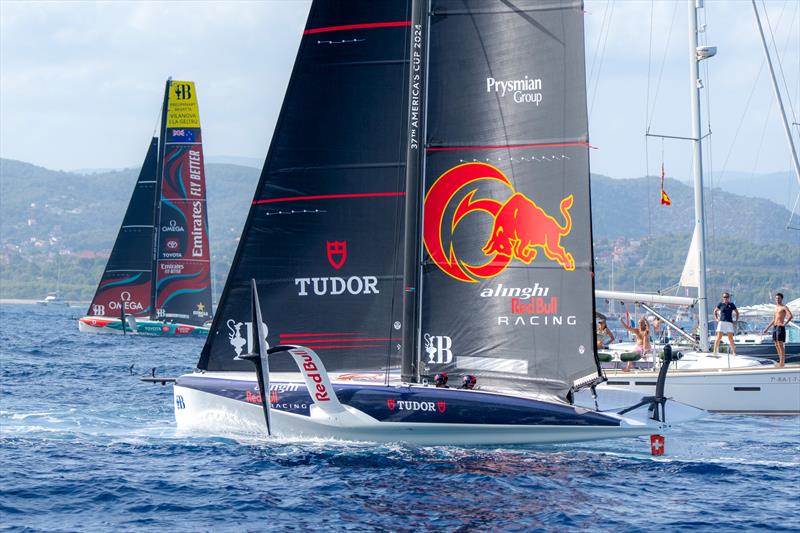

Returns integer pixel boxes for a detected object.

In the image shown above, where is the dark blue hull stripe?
[176,376,620,427]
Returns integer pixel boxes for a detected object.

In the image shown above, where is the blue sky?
[1,0,798,183]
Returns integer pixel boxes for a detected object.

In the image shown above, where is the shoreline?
[0,299,89,305]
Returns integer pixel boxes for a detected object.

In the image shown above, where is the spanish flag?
[660,163,671,206]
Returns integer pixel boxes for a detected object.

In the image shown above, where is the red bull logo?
[424,162,575,283]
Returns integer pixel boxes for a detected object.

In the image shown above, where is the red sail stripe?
[253,192,404,205]
[278,338,393,344]
[303,21,412,35]
[425,142,591,152]
[304,344,383,349]
[279,332,358,338]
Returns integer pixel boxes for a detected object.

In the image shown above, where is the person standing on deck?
[762,292,794,368]
[713,292,739,356]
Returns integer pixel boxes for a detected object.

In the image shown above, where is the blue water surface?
[1,304,798,532]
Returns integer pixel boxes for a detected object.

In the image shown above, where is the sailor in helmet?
[461,374,477,390]
[433,372,449,388]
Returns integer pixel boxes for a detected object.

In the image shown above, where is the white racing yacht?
[162,0,705,445]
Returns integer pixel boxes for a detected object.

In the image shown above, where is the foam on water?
[1,304,799,531]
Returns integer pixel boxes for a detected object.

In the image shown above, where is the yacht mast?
[750,0,800,191]
[688,0,710,350]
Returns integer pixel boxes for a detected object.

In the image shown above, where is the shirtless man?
[620,317,651,370]
[762,292,794,368]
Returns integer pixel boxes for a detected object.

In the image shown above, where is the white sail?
[679,228,700,288]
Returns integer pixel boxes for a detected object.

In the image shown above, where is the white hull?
[78,319,130,334]
[600,365,800,415]
[172,371,704,446]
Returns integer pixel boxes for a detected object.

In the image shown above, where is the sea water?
[1,304,798,531]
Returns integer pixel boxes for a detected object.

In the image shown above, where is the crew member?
[461,375,477,390]
[433,373,449,388]
[713,292,738,356]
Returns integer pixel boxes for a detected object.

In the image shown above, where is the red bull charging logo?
[423,162,575,283]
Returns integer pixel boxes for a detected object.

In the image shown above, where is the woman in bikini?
[596,319,615,350]
[620,317,651,370]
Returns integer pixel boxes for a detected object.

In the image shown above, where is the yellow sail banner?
[166,81,200,128]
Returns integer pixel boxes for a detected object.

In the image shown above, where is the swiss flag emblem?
[650,434,665,456]
[387,399,396,410]
[326,240,347,270]
[437,401,447,413]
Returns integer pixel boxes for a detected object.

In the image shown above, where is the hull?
[172,372,704,446]
[600,365,800,415]
[727,342,800,361]
[78,316,208,336]
[709,332,800,363]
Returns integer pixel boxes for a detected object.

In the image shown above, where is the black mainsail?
[199,2,412,371]
[418,0,600,399]
[87,139,158,319]
[198,0,601,401]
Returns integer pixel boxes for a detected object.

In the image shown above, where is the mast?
[751,0,800,189]
[150,77,172,320]
[401,0,430,383]
[688,0,710,351]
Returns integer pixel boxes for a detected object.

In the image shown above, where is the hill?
[0,158,797,305]
[590,174,797,244]
[707,170,798,209]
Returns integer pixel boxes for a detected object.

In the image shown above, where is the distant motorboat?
[36,292,69,306]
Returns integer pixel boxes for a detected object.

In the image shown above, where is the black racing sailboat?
[79,79,213,336]
[172,0,702,444]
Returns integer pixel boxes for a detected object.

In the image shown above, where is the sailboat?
[170,0,703,445]
[37,255,69,306]
[78,79,213,336]
[588,1,800,415]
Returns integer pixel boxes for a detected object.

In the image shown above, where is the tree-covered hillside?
[1,159,797,305]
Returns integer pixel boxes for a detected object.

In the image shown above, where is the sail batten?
[426,140,589,151]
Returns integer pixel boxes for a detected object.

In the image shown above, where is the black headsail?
[417,0,600,400]
[87,138,158,319]
[198,2,412,372]
[152,80,213,326]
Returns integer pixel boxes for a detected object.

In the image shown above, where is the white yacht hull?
[600,366,800,415]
